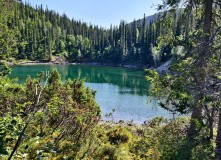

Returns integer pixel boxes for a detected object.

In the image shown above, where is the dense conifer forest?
[2,1,184,65]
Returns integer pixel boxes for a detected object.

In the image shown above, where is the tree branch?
[8,72,49,160]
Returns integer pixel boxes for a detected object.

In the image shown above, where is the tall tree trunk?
[216,108,221,159]
[187,0,213,140]
[187,95,203,140]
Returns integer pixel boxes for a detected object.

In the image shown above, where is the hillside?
[1,1,185,66]
[129,13,157,27]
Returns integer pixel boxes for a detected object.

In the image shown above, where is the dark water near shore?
[9,64,170,123]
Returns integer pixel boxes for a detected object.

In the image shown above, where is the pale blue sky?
[26,0,162,28]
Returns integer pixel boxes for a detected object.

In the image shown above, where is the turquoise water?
[9,64,170,123]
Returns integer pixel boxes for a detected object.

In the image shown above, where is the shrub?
[106,127,132,145]
[0,68,101,159]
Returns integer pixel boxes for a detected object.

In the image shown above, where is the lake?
[9,64,170,123]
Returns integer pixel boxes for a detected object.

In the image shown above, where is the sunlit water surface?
[9,64,171,123]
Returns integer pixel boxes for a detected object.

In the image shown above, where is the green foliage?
[86,125,134,160]
[48,68,61,85]
[0,115,24,158]
[84,117,201,160]
[146,69,194,114]
[0,69,101,159]
[106,127,132,145]
[1,1,182,65]
[0,63,12,77]
[105,108,116,122]
[0,0,20,60]
[130,117,192,160]
[147,0,221,158]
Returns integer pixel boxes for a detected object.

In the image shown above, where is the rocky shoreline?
[14,60,172,71]
[98,119,149,128]
[1,56,172,74]
[17,61,151,70]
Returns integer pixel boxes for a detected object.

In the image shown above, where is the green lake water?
[9,64,170,123]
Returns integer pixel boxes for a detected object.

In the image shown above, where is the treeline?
[5,1,185,65]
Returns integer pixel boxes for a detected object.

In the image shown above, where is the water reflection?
[10,64,150,96]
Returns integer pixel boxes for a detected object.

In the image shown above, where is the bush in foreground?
[0,67,101,159]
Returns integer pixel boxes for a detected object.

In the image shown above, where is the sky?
[27,0,163,28]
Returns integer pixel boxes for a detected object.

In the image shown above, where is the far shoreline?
[11,60,151,70]
[2,57,172,75]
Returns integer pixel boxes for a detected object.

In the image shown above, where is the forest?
[1,0,221,159]
[0,1,182,66]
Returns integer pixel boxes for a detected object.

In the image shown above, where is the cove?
[9,64,170,123]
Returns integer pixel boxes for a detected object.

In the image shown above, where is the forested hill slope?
[129,14,156,27]
[3,1,183,66]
